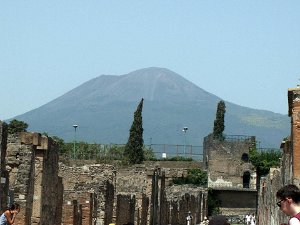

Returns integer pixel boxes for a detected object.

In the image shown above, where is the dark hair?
[276,184,300,203]
[9,203,20,211]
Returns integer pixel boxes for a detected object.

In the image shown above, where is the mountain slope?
[13,67,289,148]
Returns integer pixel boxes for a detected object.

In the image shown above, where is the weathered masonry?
[0,127,63,225]
[257,87,300,225]
[60,163,208,225]
[0,122,207,225]
[203,134,257,216]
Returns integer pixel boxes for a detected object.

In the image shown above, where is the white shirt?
[289,217,300,225]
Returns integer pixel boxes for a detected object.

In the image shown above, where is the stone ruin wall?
[60,161,207,225]
[0,129,63,225]
[164,185,207,225]
[203,135,256,189]
[59,163,116,225]
[257,87,300,225]
[0,121,207,225]
[257,168,287,225]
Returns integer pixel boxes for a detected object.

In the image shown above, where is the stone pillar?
[62,201,74,225]
[140,194,149,225]
[116,194,136,225]
[31,137,44,225]
[288,88,300,182]
[159,171,167,225]
[104,181,114,225]
[150,169,159,225]
[4,132,63,225]
[0,121,8,211]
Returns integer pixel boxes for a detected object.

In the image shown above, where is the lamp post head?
[182,127,188,132]
[73,124,78,129]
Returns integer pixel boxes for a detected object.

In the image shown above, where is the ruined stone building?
[60,161,208,225]
[203,134,257,216]
[0,121,207,225]
[0,126,63,225]
[257,87,300,225]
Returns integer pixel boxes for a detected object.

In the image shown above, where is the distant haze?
[13,67,289,148]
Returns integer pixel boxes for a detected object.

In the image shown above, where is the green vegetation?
[124,98,145,164]
[207,189,221,216]
[165,156,193,161]
[213,101,226,140]
[249,147,282,176]
[172,168,207,186]
[55,138,156,162]
[7,119,28,134]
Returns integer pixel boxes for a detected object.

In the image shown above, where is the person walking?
[245,213,251,225]
[250,214,256,225]
[186,211,193,225]
[0,203,20,225]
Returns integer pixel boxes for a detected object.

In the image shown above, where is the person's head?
[276,184,300,216]
[9,203,20,213]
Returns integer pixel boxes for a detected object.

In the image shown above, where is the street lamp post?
[73,124,78,159]
[182,127,188,156]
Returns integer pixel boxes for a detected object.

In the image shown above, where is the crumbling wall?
[203,135,256,189]
[116,194,136,225]
[59,163,116,225]
[164,185,207,225]
[4,132,63,225]
[257,169,289,225]
[257,87,300,225]
[39,136,63,225]
[288,88,300,184]
[256,117,294,225]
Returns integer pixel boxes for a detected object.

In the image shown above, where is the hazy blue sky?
[1,1,299,120]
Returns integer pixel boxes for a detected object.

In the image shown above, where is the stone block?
[36,136,49,150]
[20,132,42,146]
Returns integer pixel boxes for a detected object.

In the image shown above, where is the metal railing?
[148,144,203,160]
[59,143,203,161]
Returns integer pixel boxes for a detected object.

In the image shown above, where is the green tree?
[52,136,70,155]
[7,119,28,134]
[249,147,282,177]
[124,98,144,164]
[207,189,221,216]
[213,101,226,140]
[143,146,156,161]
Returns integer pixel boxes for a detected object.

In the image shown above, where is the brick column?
[288,88,300,181]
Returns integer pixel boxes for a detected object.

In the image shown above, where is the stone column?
[0,121,8,211]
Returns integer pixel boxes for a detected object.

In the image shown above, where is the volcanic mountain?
[14,67,289,148]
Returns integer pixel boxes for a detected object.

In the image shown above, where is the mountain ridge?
[12,67,289,148]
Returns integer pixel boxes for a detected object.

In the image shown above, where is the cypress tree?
[124,98,144,164]
[213,100,226,140]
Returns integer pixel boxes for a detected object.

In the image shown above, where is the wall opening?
[241,153,249,162]
[243,171,250,188]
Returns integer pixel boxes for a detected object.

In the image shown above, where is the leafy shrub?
[249,147,282,176]
[172,168,207,186]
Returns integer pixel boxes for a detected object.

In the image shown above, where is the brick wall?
[289,88,300,181]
